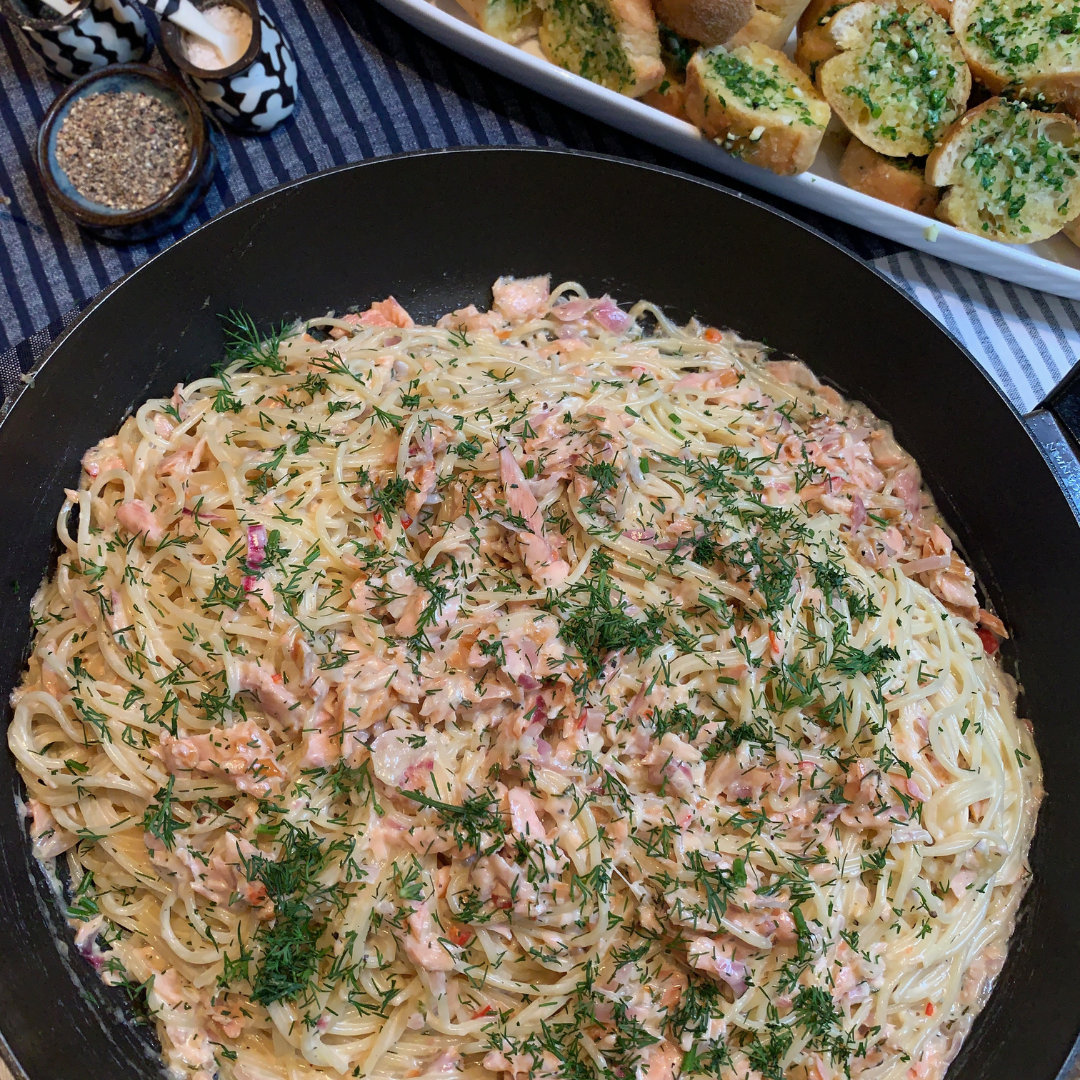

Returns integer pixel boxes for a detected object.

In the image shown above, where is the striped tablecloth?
[0,0,1078,416]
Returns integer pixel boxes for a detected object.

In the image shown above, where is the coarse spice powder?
[55,91,190,211]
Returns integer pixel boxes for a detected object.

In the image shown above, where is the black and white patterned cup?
[0,0,151,81]
[157,0,296,135]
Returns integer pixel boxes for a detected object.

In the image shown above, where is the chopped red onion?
[551,298,595,322]
[851,495,867,529]
[902,554,952,576]
[247,523,267,568]
[592,298,630,333]
[713,957,748,997]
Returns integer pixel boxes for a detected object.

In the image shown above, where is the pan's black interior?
[1,148,1078,1080]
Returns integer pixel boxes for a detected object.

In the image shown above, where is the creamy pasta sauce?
[9,277,1042,1080]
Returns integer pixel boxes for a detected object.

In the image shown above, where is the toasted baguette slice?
[926,97,1080,241]
[685,42,831,172]
[798,0,847,34]
[796,0,952,75]
[757,0,811,19]
[952,0,1080,116]
[538,0,664,95]
[839,136,940,213]
[817,2,969,156]
[654,0,753,45]
[794,0,848,77]
[459,0,541,42]
[726,3,807,48]
[641,73,690,116]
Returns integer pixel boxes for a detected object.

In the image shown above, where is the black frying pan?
[1,147,1078,1080]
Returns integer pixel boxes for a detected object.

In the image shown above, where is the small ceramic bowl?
[158,0,297,135]
[0,0,152,81]
[36,64,217,244]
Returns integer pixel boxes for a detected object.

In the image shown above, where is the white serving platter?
[373,0,1080,300]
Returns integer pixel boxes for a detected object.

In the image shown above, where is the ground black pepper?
[55,91,190,211]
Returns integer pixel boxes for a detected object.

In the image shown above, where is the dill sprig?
[400,787,506,856]
[551,551,665,683]
[142,776,185,850]
[219,310,288,374]
[237,822,354,1008]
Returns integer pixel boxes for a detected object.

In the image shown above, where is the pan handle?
[1028,365,1080,522]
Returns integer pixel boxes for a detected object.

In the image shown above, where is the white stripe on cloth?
[874,250,1080,415]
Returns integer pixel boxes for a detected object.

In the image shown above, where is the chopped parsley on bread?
[459,0,541,42]
[817,2,970,156]
[685,42,831,172]
[952,0,1080,115]
[926,96,1080,240]
[839,136,940,212]
[538,0,664,94]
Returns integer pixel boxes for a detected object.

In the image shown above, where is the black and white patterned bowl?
[36,63,218,243]
[159,0,297,135]
[0,0,151,81]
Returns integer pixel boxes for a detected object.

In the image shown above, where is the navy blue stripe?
[327,1,408,154]
[0,23,76,325]
[362,8,440,149]
[280,0,355,163]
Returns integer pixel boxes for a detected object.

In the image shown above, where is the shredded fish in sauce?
[8,277,1042,1080]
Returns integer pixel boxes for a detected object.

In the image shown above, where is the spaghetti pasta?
[8,276,1042,1080]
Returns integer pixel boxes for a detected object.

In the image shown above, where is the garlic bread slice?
[794,0,850,78]
[685,42,831,173]
[952,0,1080,116]
[926,96,1080,241]
[818,2,969,156]
[839,136,940,213]
[538,0,664,95]
[459,0,541,42]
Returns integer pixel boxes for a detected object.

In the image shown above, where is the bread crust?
[794,21,838,77]
[798,0,846,35]
[927,96,1080,241]
[726,2,809,47]
[685,42,830,173]
[654,0,753,45]
[794,0,847,76]
[818,1,970,156]
[839,136,940,213]
[1064,214,1080,247]
[641,74,690,116]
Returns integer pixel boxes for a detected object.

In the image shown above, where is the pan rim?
[0,145,1025,431]
[0,143,1073,1080]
